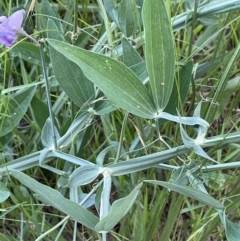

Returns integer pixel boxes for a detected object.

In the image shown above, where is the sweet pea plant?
[1,0,240,240]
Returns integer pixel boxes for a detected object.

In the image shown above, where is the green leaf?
[219,210,240,241]
[11,42,50,66]
[216,76,240,120]
[67,165,101,188]
[47,19,65,41]
[96,146,115,166]
[145,180,224,210]
[143,0,175,111]
[31,96,49,130]
[39,0,63,34]
[122,37,147,81]
[41,118,60,148]
[130,62,147,82]
[0,233,18,241]
[225,217,240,241]
[57,172,70,188]
[95,183,142,232]
[0,86,36,137]
[1,82,43,95]
[11,170,99,230]
[179,122,215,162]
[0,132,12,147]
[103,0,137,37]
[79,193,96,208]
[188,175,208,194]
[199,15,220,26]
[122,37,143,67]
[57,112,93,149]
[93,101,116,115]
[50,150,93,167]
[169,165,190,186]
[48,20,95,107]
[204,44,240,123]
[112,0,137,37]
[164,60,193,115]
[177,104,217,163]
[103,0,115,20]
[39,149,51,167]
[47,39,157,118]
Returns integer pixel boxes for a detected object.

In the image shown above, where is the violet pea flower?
[0,9,25,46]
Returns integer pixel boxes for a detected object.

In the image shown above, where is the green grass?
[0,0,240,240]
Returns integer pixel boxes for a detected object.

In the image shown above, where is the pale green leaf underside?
[68,165,101,187]
[41,118,60,148]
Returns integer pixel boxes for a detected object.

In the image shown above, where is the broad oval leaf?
[143,0,175,112]
[47,39,157,118]
[48,19,95,107]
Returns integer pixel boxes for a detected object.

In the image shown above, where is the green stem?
[74,0,78,34]
[40,43,57,150]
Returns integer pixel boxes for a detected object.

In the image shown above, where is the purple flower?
[0,9,25,46]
